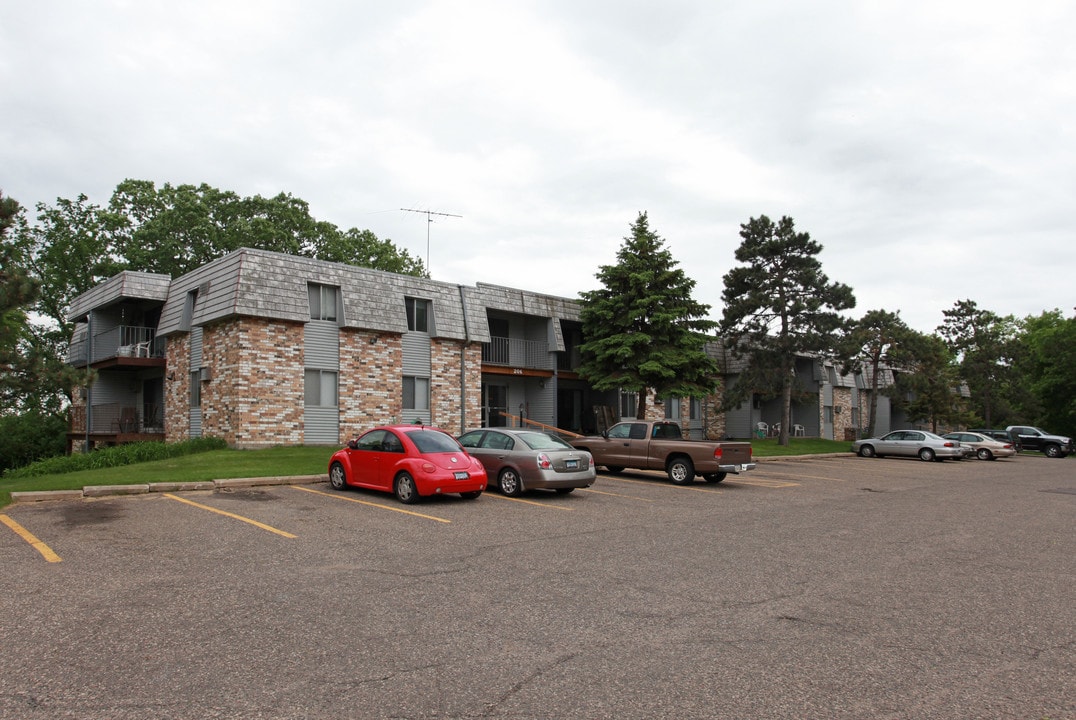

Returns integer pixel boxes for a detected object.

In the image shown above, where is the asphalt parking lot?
[2,454,1074,720]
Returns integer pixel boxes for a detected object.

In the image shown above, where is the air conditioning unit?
[200,367,212,382]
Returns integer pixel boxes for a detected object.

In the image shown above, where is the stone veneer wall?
[643,390,666,423]
[68,384,88,454]
[339,329,402,441]
[431,340,482,435]
[638,389,727,440]
[199,319,304,448]
[165,334,190,444]
[701,386,727,440]
[831,386,854,441]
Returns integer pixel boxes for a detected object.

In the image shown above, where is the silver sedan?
[852,430,966,461]
[458,428,595,496]
[942,431,1017,460]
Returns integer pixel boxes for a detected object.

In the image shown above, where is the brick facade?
[203,319,304,448]
[165,334,190,444]
[339,329,402,442]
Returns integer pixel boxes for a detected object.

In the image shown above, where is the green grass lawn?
[0,446,331,509]
[744,436,852,456]
[0,438,853,510]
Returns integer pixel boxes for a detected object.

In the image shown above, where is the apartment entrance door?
[482,384,508,427]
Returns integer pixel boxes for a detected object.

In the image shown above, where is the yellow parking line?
[482,493,574,510]
[162,493,297,538]
[755,469,841,482]
[581,488,656,502]
[728,478,800,488]
[291,485,452,523]
[603,475,721,493]
[0,514,62,563]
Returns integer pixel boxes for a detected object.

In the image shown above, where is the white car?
[852,430,965,462]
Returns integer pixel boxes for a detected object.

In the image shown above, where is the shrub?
[1,437,228,478]
[0,411,68,474]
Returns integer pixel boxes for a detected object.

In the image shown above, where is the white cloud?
[3,0,1074,332]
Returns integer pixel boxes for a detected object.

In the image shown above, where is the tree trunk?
[780,364,792,446]
[867,357,880,438]
[636,388,647,420]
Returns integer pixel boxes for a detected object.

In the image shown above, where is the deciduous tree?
[1016,309,1076,437]
[937,299,1017,428]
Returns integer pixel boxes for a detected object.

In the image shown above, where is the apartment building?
[65,247,881,451]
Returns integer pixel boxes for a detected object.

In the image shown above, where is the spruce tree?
[578,212,718,420]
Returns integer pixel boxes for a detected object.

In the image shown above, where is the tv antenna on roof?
[400,208,462,275]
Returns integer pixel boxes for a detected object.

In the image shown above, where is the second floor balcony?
[67,325,165,366]
[482,336,550,370]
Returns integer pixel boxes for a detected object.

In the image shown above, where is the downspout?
[84,313,91,452]
[457,285,471,434]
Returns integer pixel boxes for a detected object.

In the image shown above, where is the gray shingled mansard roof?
[64,249,903,389]
[65,271,172,322]
[66,248,585,347]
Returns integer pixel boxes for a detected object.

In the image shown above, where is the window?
[403,376,430,410]
[189,371,201,407]
[382,432,404,453]
[357,429,386,451]
[181,289,198,331]
[663,397,679,419]
[308,284,339,321]
[620,390,637,418]
[690,398,701,420]
[304,369,338,407]
[405,297,429,332]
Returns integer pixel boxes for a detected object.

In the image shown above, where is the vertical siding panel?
[304,321,341,444]
[189,327,203,437]
[402,332,431,374]
[304,321,340,369]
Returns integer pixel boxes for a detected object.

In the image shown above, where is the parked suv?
[1004,425,1074,458]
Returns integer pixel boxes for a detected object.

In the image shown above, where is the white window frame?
[405,297,429,333]
[308,284,339,322]
[304,369,339,407]
[403,375,430,411]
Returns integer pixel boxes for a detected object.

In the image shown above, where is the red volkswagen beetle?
[328,425,487,504]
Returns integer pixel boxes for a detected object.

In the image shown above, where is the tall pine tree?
[578,212,718,420]
[720,215,855,445]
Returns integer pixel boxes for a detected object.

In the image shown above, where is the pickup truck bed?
[569,420,755,484]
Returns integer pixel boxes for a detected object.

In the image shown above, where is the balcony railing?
[69,402,164,435]
[67,325,165,365]
[481,336,550,369]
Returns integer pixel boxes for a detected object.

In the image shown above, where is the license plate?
[453,471,469,480]
[565,459,578,469]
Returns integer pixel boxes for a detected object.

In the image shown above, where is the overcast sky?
[3,0,1074,333]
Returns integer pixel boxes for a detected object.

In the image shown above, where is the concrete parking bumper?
[9,475,327,504]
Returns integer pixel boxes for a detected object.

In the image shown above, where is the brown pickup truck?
[568,420,755,484]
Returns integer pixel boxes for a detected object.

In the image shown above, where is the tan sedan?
[943,431,1017,461]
